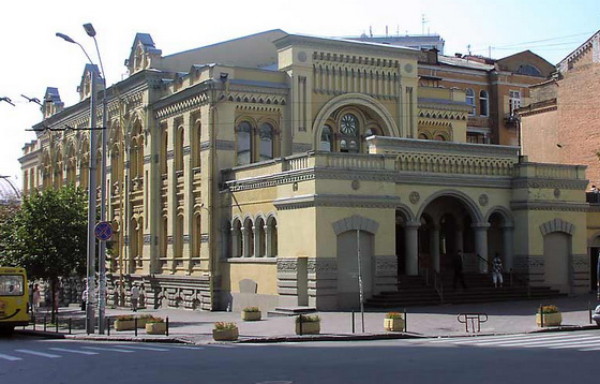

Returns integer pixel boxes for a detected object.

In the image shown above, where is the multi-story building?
[519,30,600,289]
[20,30,590,311]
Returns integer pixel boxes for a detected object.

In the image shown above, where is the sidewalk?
[18,293,600,344]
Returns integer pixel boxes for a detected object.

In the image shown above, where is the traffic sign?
[94,221,113,241]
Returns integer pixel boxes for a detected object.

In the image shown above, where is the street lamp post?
[56,30,104,334]
[83,23,109,335]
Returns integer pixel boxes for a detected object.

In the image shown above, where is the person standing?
[492,253,504,288]
[32,284,41,312]
[452,250,467,290]
[131,284,140,312]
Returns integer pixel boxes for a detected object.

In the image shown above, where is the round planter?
[295,322,320,335]
[384,317,405,332]
[145,322,166,335]
[536,312,562,327]
[212,328,239,341]
[241,310,262,321]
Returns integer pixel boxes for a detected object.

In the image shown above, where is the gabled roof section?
[77,64,101,101]
[43,87,64,119]
[496,50,554,77]
[125,33,163,76]
[558,30,600,73]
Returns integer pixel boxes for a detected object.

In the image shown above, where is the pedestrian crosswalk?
[415,331,600,352]
[0,343,205,362]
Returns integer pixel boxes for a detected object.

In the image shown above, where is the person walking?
[131,284,140,312]
[492,253,504,288]
[452,250,467,290]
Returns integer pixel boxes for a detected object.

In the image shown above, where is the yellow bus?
[0,267,30,334]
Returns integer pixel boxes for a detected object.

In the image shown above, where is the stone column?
[405,221,420,275]
[473,223,490,273]
[432,225,440,272]
[502,224,514,271]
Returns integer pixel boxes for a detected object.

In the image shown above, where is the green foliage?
[385,312,404,319]
[0,186,88,281]
[295,314,320,324]
[242,306,260,312]
[214,322,237,330]
[538,305,560,314]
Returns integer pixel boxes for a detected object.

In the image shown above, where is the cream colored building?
[20,30,590,311]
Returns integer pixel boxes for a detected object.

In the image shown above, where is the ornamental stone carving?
[409,191,420,204]
[478,193,489,206]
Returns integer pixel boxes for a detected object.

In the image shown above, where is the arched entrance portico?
[396,191,512,280]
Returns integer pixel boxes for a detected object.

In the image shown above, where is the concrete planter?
[114,319,136,331]
[536,312,562,327]
[212,328,239,341]
[145,322,166,335]
[384,317,405,332]
[295,322,320,335]
[241,310,262,321]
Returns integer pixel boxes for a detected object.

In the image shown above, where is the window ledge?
[225,257,277,264]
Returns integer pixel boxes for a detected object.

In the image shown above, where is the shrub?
[295,314,320,324]
[243,306,260,312]
[146,316,164,323]
[385,312,404,319]
[214,322,238,330]
[139,314,153,319]
[115,314,135,321]
[538,305,560,314]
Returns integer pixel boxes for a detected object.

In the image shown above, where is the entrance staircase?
[364,273,565,308]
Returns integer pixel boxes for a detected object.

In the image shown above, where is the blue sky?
[0,0,598,191]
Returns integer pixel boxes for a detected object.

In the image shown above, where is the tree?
[0,186,88,320]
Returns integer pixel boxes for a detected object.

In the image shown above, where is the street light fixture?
[0,97,15,106]
[82,22,109,335]
[56,30,101,335]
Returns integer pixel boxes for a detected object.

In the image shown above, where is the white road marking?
[114,345,170,352]
[0,353,22,361]
[49,347,99,355]
[81,346,135,353]
[15,349,61,358]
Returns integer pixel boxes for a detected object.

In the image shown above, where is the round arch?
[416,189,484,224]
[312,93,400,149]
[484,206,515,227]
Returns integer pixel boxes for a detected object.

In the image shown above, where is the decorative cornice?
[274,194,402,210]
[154,93,210,120]
[511,178,588,190]
[200,140,235,151]
[510,200,589,212]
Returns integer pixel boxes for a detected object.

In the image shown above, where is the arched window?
[320,125,333,151]
[254,217,266,257]
[236,121,252,165]
[479,90,489,117]
[466,89,475,116]
[242,218,254,257]
[231,219,242,258]
[266,217,278,257]
[258,123,273,161]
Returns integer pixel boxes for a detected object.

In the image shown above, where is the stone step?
[267,306,317,318]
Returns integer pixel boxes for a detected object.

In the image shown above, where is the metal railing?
[509,268,531,297]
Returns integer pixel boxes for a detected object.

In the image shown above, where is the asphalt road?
[0,332,598,383]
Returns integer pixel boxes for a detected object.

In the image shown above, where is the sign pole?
[357,229,365,333]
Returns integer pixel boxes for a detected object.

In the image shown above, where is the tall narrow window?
[466,88,475,116]
[236,121,252,165]
[479,90,489,117]
[320,125,333,151]
[509,90,521,115]
[175,126,184,173]
[258,123,274,161]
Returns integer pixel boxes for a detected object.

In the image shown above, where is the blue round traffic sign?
[94,221,113,241]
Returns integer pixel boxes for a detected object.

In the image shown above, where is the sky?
[0,0,598,193]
